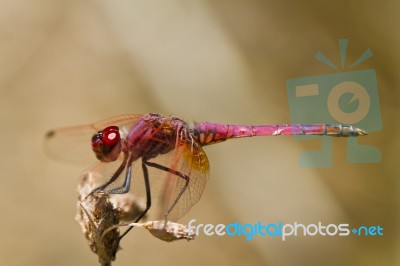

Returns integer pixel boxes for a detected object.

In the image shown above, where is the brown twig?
[76,194,120,266]
[75,171,195,265]
[75,171,145,265]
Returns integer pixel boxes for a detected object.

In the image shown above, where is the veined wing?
[146,136,210,221]
[44,114,143,163]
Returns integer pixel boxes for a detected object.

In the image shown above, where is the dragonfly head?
[91,126,122,162]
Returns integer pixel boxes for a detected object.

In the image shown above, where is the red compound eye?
[102,126,120,148]
[91,126,121,162]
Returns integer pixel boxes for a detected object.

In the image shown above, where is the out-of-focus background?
[1,1,399,265]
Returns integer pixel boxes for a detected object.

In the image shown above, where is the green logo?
[286,39,382,168]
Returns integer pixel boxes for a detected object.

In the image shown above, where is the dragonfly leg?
[119,160,152,240]
[104,162,132,194]
[145,161,189,223]
[86,151,129,198]
[106,158,134,194]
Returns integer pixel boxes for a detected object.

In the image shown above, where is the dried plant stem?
[102,220,196,242]
[76,194,120,266]
[75,171,195,265]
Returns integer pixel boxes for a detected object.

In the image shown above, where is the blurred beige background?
[1,0,399,265]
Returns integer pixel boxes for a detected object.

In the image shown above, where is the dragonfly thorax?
[126,114,185,161]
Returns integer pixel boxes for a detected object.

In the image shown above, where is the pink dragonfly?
[45,113,366,238]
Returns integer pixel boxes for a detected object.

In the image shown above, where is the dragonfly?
[45,113,367,239]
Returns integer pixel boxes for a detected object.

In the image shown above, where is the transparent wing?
[143,137,210,221]
[44,114,143,163]
[59,115,209,223]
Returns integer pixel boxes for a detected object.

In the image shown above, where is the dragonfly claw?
[85,187,105,199]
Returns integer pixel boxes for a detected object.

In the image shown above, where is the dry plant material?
[139,220,195,242]
[76,194,120,266]
[76,172,146,266]
[104,221,196,243]
[76,171,195,265]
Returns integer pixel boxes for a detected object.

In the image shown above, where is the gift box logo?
[286,39,382,168]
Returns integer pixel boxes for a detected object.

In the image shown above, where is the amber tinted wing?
[147,136,210,221]
[44,114,143,163]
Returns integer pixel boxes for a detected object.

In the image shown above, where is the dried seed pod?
[76,194,120,266]
[76,171,195,265]
[76,171,146,265]
[138,220,196,242]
